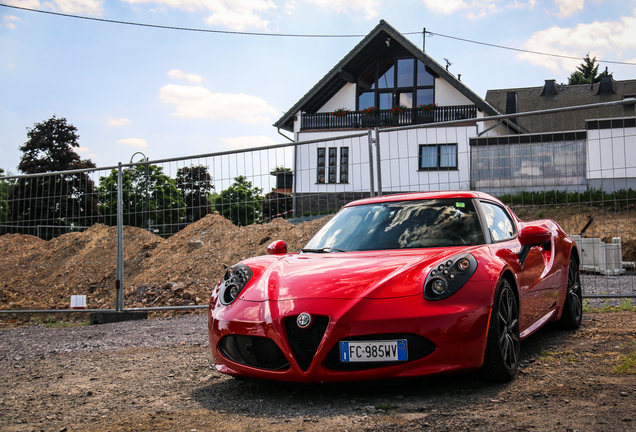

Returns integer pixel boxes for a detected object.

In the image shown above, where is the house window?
[317,148,326,183]
[328,147,337,183]
[358,58,435,110]
[317,147,349,183]
[419,144,458,170]
[340,147,349,183]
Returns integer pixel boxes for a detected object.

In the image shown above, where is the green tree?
[176,165,214,223]
[0,168,12,223]
[98,164,185,234]
[6,116,99,236]
[568,54,610,85]
[213,175,263,226]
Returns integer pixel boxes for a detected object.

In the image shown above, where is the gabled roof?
[274,20,503,132]
[486,77,636,133]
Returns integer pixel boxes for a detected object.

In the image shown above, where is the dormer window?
[358,58,435,110]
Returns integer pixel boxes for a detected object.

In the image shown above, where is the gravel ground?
[581,274,636,308]
[1,310,635,432]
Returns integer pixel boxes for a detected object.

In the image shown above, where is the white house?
[274,20,514,195]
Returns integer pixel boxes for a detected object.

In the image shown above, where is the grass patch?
[539,350,577,363]
[539,350,556,361]
[600,299,635,312]
[614,352,636,374]
[582,299,636,313]
[33,315,88,328]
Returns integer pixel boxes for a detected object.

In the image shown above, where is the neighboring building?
[485,77,636,133]
[478,78,636,192]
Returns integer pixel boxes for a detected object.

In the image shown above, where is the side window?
[481,202,515,242]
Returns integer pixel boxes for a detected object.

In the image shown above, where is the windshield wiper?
[300,247,349,253]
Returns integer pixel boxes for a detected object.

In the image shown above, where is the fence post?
[368,129,376,197]
[375,127,382,196]
[292,143,297,217]
[116,163,124,312]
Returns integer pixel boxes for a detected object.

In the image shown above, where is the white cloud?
[2,10,25,28]
[167,69,204,84]
[517,11,636,73]
[123,0,275,30]
[509,0,537,8]
[284,0,295,15]
[463,2,499,20]
[108,117,131,126]
[305,0,380,20]
[421,0,535,18]
[220,135,277,149]
[159,84,278,123]
[554,0,584,17]
[421,0,468,14]
[4,0,43,9]
[77,146,90,152]
[116,138,148,148]
[4,0,103,15]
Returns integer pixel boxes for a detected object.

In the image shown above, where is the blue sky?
[1,0,635,173]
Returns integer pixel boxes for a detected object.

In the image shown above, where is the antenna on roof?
[423,28,433,52]
[444,58,452,71]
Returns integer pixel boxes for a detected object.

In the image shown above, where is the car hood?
[240,249,475,301]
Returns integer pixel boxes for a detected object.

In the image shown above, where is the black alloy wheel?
[557,256,583,330]
[481,278,520,382]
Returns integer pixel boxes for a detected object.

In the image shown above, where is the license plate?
[339,340,407,362]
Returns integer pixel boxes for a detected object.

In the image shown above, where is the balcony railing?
[300,105,477,131]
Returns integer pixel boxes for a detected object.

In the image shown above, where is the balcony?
[300,105,477,131]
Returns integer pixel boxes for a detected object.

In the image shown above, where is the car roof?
[345,191,505,207]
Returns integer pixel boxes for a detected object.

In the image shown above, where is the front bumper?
[208,288,492,383]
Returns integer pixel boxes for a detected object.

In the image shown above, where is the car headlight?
[219,264,253,305]
[424,253,477,301]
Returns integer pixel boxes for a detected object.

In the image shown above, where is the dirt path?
[1,312,635,431]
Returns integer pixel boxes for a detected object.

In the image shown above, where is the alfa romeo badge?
[297,312,312,328]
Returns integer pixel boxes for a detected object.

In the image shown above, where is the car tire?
[481,278,520,382]
[557,256,583,330]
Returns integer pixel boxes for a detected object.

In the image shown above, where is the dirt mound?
[0,213,332,315]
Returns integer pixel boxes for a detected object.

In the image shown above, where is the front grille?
[284,315,330,371]
[325,333,436,371]
[219,335,289,370]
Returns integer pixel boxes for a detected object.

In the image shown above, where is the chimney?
[596,74,615,95]
[541,79,558,96]
[506,92,518,125]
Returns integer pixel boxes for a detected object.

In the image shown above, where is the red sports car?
[208,191,582,383]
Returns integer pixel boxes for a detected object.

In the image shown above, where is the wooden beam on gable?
[337,69,357,84]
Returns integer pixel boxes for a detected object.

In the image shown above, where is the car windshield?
[303,199,485,252]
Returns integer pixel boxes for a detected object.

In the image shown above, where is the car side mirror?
[267,240,287,255]
[517,225,551,266]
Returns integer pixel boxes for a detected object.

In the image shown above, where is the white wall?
[293,125,477,194]
[318,83,357,113]
[294,134,373,193]
[587,125,636,181]
[435,79,473,106]
[377,126,475,192]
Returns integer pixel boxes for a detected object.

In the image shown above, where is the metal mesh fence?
[0,101,634,316]
[375,101,636,302]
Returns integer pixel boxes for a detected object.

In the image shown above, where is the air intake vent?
[219,335,289,370]
[285,315,329,371]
